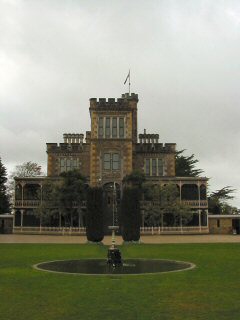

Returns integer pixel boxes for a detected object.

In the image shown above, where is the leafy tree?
[8,161,44,206]
[144,184,192,227]
[175,150,203,177]
[11,162,43,177]
[35,170,87,227]
[0,157,10,213]
[123,170,146,187]
[86,187,104,242]
[121,187,141,241]
[208,186,236,214]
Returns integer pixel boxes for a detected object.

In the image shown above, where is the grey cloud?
[0,0,240,206]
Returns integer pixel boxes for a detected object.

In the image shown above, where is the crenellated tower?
[89,93,138,186]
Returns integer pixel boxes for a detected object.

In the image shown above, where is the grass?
[0,243,239,320]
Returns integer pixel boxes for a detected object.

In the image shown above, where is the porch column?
[21,183,25,207]
[198,181,201,232]
[206,209,209,228]
[40,183,43,232]
[13,209,16,228]
[20,209,24,230]
[179,180,182,203]
[141,210,145,228]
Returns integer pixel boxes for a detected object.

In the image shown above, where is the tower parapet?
[89,93,138,110]
[137,129,176,153]
[63,133,84,144]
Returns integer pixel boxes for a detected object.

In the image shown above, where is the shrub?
[86,187,104,242]
[121,187,141,241]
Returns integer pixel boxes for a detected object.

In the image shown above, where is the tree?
[8,161,44,206]
[175,150,203,177]
[11,162,43,177]
[0,157,10,213]
[208,186,236,214]
[123,170,146,187]
[144,184,192,227]
[86,187,104,242]
[121,187,141,241]
[35,170,87,227]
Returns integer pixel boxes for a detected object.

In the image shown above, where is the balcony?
[140,200,208,209]
[14,200,87,209]
[15,200,41,208]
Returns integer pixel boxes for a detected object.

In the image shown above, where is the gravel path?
[0,234,239,245]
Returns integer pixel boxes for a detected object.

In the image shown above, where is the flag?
[124,70,130,84]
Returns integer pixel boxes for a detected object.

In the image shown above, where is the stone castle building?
[14,93,210,234]
[47,93,176,185]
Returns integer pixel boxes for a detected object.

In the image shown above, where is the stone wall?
[209,218,233,234]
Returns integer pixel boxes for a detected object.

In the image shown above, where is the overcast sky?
[0,0,240,206]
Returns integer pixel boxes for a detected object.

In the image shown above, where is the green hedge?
[86,187,104,242]
[121,187,141,241]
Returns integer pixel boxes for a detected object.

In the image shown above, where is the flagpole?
[128,69,131,94]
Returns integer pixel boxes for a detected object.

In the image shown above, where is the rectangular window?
[73,159,78,169]
[60,158,65,173]
[104,153,111,170]
[217,219,220,228]
[152,159,157,176]
[66,159,71,171]
[112,117,117,138]
[145,159,150,176]
[158,159,163,176]
[105,117,110,138]
[112,153,120,170]
[98,117,103,138]
[119,117,124,138]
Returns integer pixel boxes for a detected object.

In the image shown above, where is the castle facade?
[14,93,209,233]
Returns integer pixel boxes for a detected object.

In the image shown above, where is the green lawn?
[0,243,239,320]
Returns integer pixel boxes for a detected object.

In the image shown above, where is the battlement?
[139,129,159,144]
[137,129,176,153]
[89,93,138,109]
[63,133,84,144]
[46,142,84,152]
[46,133,86,152]
[136,143,176,153]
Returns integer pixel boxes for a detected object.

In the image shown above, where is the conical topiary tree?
[121,187,141,241]
[86,187,104,242]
